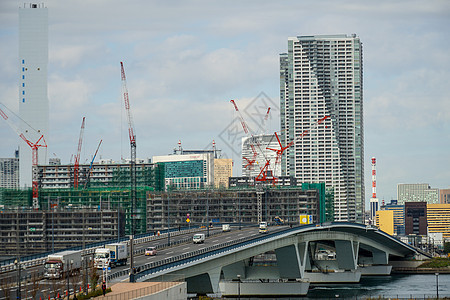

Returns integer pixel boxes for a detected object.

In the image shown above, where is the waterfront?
[306,274,450,299]
[217,274,450,299]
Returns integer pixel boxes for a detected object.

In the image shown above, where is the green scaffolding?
[0,163,166,235]
[38,186,150,235]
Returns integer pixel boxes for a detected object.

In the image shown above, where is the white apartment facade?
[280,34,364,223]
[241,134,282,179]
[0,157,19,189]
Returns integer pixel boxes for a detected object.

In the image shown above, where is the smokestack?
[371,157,377,199]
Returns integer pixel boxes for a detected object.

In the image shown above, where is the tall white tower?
[19,3,49,187]
[280,34,364,223]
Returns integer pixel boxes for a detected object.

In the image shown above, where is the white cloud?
[1,0,449,202]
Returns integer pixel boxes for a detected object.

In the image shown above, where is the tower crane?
[84,139,102,189]
[230,100,259,170]
[0,102,47,210]
[73,117,85,189]
[120,61,137,236]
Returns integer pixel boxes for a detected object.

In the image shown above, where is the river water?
[306,274,450,299]
[229,274,450,299]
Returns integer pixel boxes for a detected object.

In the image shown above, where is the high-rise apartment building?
[0,156,19,189]
[397,183,439,204]
[280,34,364,222]
[19,3,49,187]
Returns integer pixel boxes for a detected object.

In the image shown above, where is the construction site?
[1,61,336,258]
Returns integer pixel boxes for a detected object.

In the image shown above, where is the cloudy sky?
[0,0,449,204]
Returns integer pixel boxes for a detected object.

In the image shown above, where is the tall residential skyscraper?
[280,34,364,223]
[19,3,49,187]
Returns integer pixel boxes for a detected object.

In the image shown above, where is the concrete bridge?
[133,222,425,296]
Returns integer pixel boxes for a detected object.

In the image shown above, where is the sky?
[0,0,449,205]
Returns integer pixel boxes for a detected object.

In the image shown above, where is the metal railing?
[0,226,201,274]
[134,225,302,281]
[102,281,184,300]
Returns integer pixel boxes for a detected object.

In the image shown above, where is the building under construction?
[0,161,165,236]
[0,208,124,257]
[147,183,332,231]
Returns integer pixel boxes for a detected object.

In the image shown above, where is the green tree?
[89,260,100,293]
[444,242,450,254]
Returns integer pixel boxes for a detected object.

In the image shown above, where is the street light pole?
[67,260,73,300]
[238,193,241,230]
[15,257,21,300]
[436,272,439,299]
[237,274,241,299]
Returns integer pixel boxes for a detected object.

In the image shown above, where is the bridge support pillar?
[335,240,359,270]
[208,267,222,294]
[275,244,301,278]
[372,249,388,265]
[222,261,245,280]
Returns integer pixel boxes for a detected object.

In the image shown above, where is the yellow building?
[376,210,394,235]
[427,204,450,240]
[214,159,233,188]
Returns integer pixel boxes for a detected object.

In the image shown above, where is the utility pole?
[167,192,170,246]
[15,257,21,300]
[206,189,209,237]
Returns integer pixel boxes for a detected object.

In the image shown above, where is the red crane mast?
[120,62,137,236]
[0,103,47,210]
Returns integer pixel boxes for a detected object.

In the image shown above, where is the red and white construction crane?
[120,62,137,235]
[73,117,85,189]
[230,99,260,170]
[0,102,47,210]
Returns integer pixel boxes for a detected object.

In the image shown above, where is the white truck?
[222,224,230,232]
[259,221,268,233]
[193,233,205,244]
[44,250,82,279]
[94,242,128,269]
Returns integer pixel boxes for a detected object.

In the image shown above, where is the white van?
[193,233,205,244]
[222,224,230,232]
